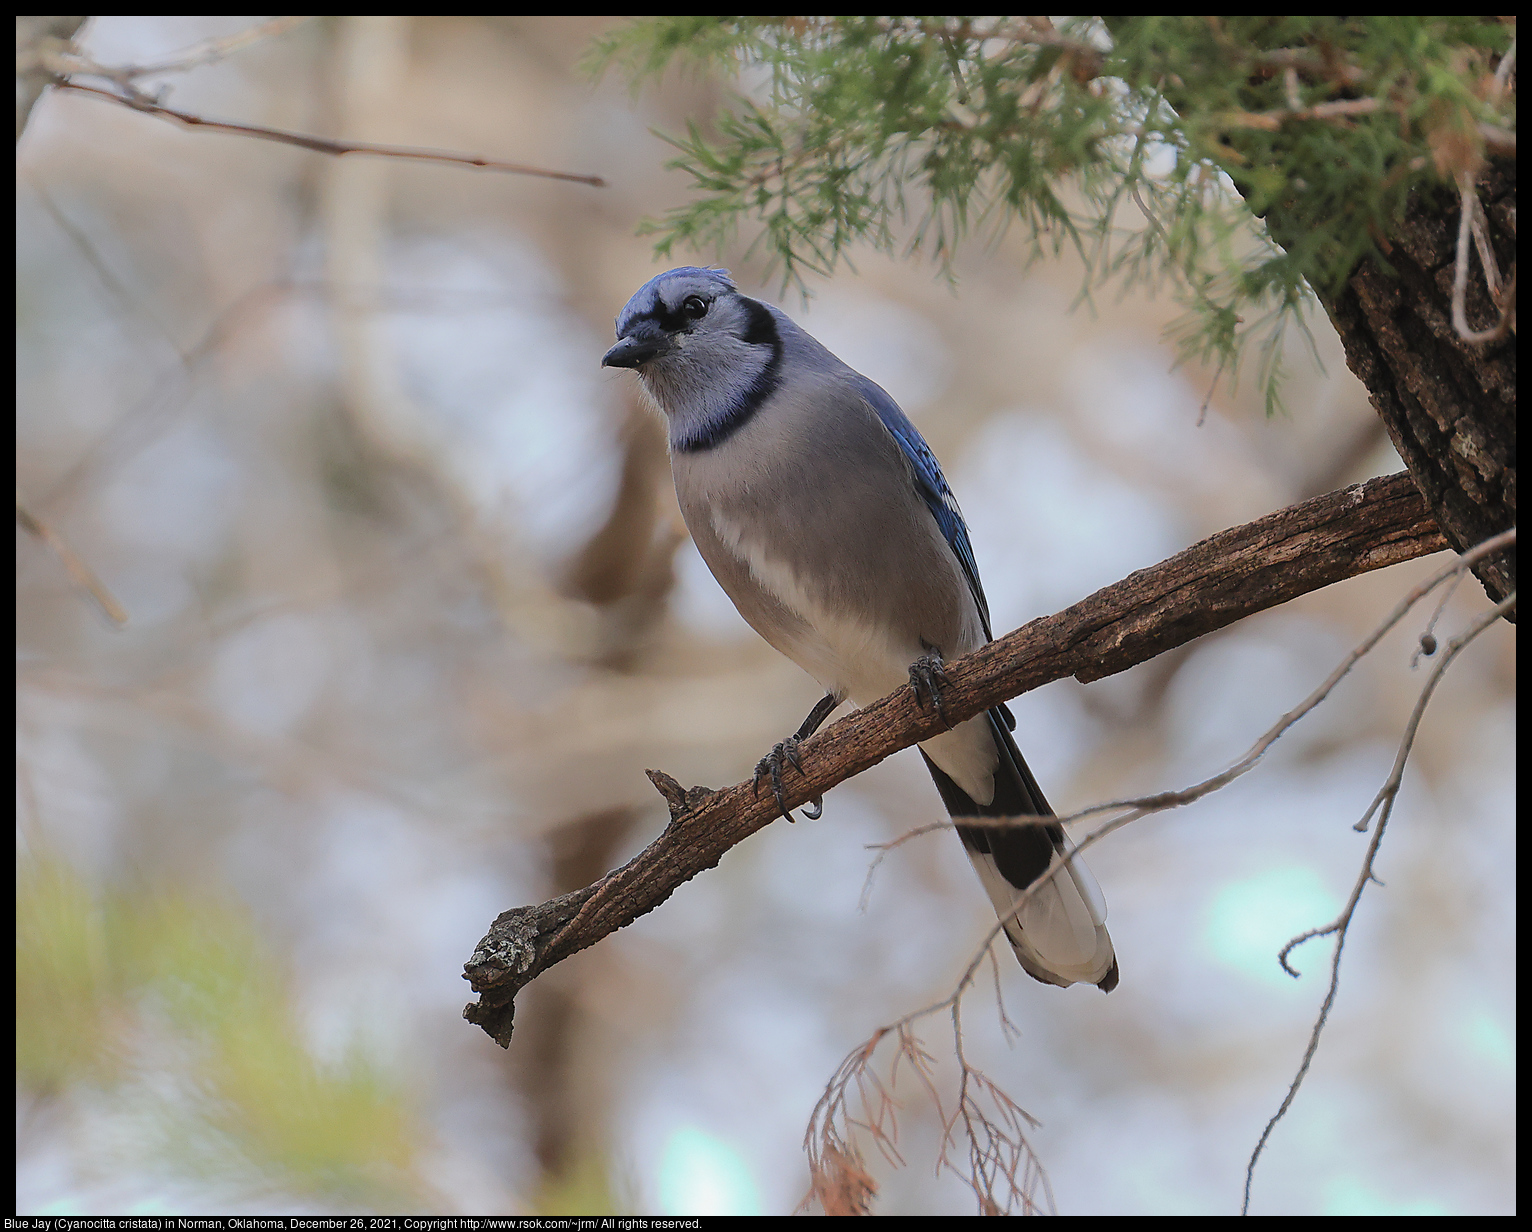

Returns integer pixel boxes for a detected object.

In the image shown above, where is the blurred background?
[16,16,1514,1217]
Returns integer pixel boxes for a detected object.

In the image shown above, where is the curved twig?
[1241,586,1515,1215]
[1451,175,1515,345]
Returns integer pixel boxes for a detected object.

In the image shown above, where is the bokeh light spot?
[658,1127,763,1216]
[1324,1176,1451,1216]
[1205,866,1340,984]
[1464,1009,1515,1072]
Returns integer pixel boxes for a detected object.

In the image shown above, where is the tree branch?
[15,15,88,142]
[462,471,1450,1046]
[1242,583,1516,1215]
[105,15,314,82]
[16,492,129,626]
[55,81,607,185]
[807,527,1512,1217]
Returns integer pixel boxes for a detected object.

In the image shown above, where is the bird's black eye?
[681,295,708,320]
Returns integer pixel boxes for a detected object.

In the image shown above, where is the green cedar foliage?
[590,16,1514,412]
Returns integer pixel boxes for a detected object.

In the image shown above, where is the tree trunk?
[1300,159,1516,612]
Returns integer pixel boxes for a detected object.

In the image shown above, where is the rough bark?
[1289,160,1516,612]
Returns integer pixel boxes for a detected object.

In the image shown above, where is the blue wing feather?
[855,376,993,642]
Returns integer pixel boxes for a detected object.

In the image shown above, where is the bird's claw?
[909,651,953,729]
[753,737,819,823]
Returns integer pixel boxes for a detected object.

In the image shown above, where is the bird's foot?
[909,651,953,729]
[753,737,822,823]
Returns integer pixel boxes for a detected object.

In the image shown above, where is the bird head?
[602,267,785,449]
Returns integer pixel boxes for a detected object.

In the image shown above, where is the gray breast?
[672,369,982,663]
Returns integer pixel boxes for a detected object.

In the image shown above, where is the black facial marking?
[739,298,779,347]
[673,301,783,453]
[646,301,689,334]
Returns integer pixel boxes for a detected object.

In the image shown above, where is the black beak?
[602,331,671,369]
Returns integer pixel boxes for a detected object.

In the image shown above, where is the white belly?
[709,506,999,804]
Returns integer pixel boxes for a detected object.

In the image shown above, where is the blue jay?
[603,267,1117,992]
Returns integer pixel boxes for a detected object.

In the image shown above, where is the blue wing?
[856,375,993,642]
[859,376,1017,732]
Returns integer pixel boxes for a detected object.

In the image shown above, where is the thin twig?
[1410,569,1466,668]
[1451,174,1515,345]
[34,16,317,103]
[27,176,189,361]
[16,496,129,626]
[802,967,1055,1215]
[1030,528,1515,851]
[1241,587,1515,1215]
[117,15,316,80]
[1468,196,1504,302]
[56,82,607,186]
[1490,36,1516,99]
[1216,96,1381,132]
[858,821,952,910]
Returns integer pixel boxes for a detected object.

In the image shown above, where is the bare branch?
[32,15,315,102]
[462,470,1452,1046]
[1037,527,1515,845]
[1215,96,1381,132]
[116,15,315,81]
[15,494,128,626]
[27,175,188,359]
[15,15,88,141]
[55,81,608,186]
[815,528,1513,1215]
[955,531,1514,984]
[1242,583,1515,1215]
